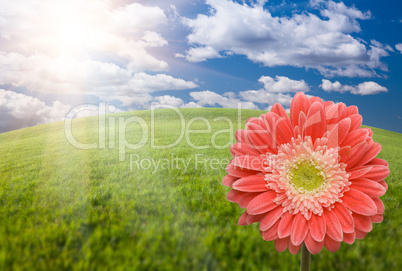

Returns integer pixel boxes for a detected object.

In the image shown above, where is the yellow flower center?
[289,160,325,192]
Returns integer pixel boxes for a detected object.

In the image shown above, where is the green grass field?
[0,108,401,270]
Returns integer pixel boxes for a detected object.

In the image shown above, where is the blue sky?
[0,0,401,133]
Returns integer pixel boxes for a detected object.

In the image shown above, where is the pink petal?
[261,219,281,241]
[332,202,354,233]
[366,158,388,167]
[343,232,355,244]
[304,232,324,254]
[308,214,326,242]
[338,146,351,157]
[232,155,266,172]
[246,214,264,225]
[226,163,257,178]
[226,189,246,203]
[363,165,390,181]
[230,142,261,157]
[341,188,377,216]
[326,102,347,128]
[347,105,358,116]
[349,178,386,198]
[233,175,268,192]
[247,191,278,215]
[326,118,351,149]
[370,214,383,223]
[341,128,368,148]
[347,166,373,180]
[340,141,368,170]
[323,210,343,242]
[288,242,301,255]
[246,123,275,154]
[353,213,373,233]
[259,206,284,231]
[349,114,363,132]
[278,212,295,238]
[274,237,289,252]
[273,118,294,147]
[290,92,310,128]
[238,212,248,226]
[235,129,247,143]
[298,111,307,136]
[378,180,388,190]
[271,103,289,120]
[372,197,385,214]
[222,175,238,187]
[324,235,341,253]
[238,192,261,208]
[304,101,326,143]
[309,96,323,105]
[353,142,382,168]
[355,229,367,239]
[291,212,309,246]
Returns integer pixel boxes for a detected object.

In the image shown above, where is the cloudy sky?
[0,0,401,133]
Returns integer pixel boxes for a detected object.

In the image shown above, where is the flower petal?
[304,232,324,254]
[340,141,368,170]
[341,188,377,216]
[271,103,289,120]
[278,211,295,238]
[274,237,289,252]
[349,178,386,198]
[370,214,383,223]
[222,175,238,187]
[238,212,248,226]
[323,210,343,242]
[353,213,373,233]
[259,206,284,231]
[246,214,264,225]
[304,101,326,143]
[261,219,280,241]
[372,197,385,214]
[308,214,326,242]
[347,166,373,180]
[291,212,309,246]
[349,114,363,132]
[341,128,368,148]
[233,175,268,192]
[347,105,358,116]
[238,192,261,208]
[290,92,310,128]
[343,232,355,244]
[246,123,275,154]
[366,158,388,167]
[331,203,354,233]
[247,191,278,215]
[325,102,347,129]
[288,242,301,255]
[230,142,261,157]
[362,165,390,181]
[355,229,367,239]
[232,155,266,172]
[324,235,341,253]
[226,163,257,178]
[354,142,382,168]
[226,189,246,203]
[326,118,351,149]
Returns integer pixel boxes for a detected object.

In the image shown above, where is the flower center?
[289,160,325,192]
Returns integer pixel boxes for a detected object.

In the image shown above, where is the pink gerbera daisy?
[223,92,389,254]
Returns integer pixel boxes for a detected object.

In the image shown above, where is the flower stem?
[300,242,310,271]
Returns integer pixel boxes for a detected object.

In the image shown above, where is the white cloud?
[396,43,402,54]
[0,0,198,108]
[0,89,71,133]
[181,0,389,77]
[320,79,388,95]
[239,91,294,107]
[190,90,259,109]
[258,76,309,93]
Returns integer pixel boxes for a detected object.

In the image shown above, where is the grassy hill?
[0,108,401,270]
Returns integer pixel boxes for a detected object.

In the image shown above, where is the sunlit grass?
[0,108,400,270]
